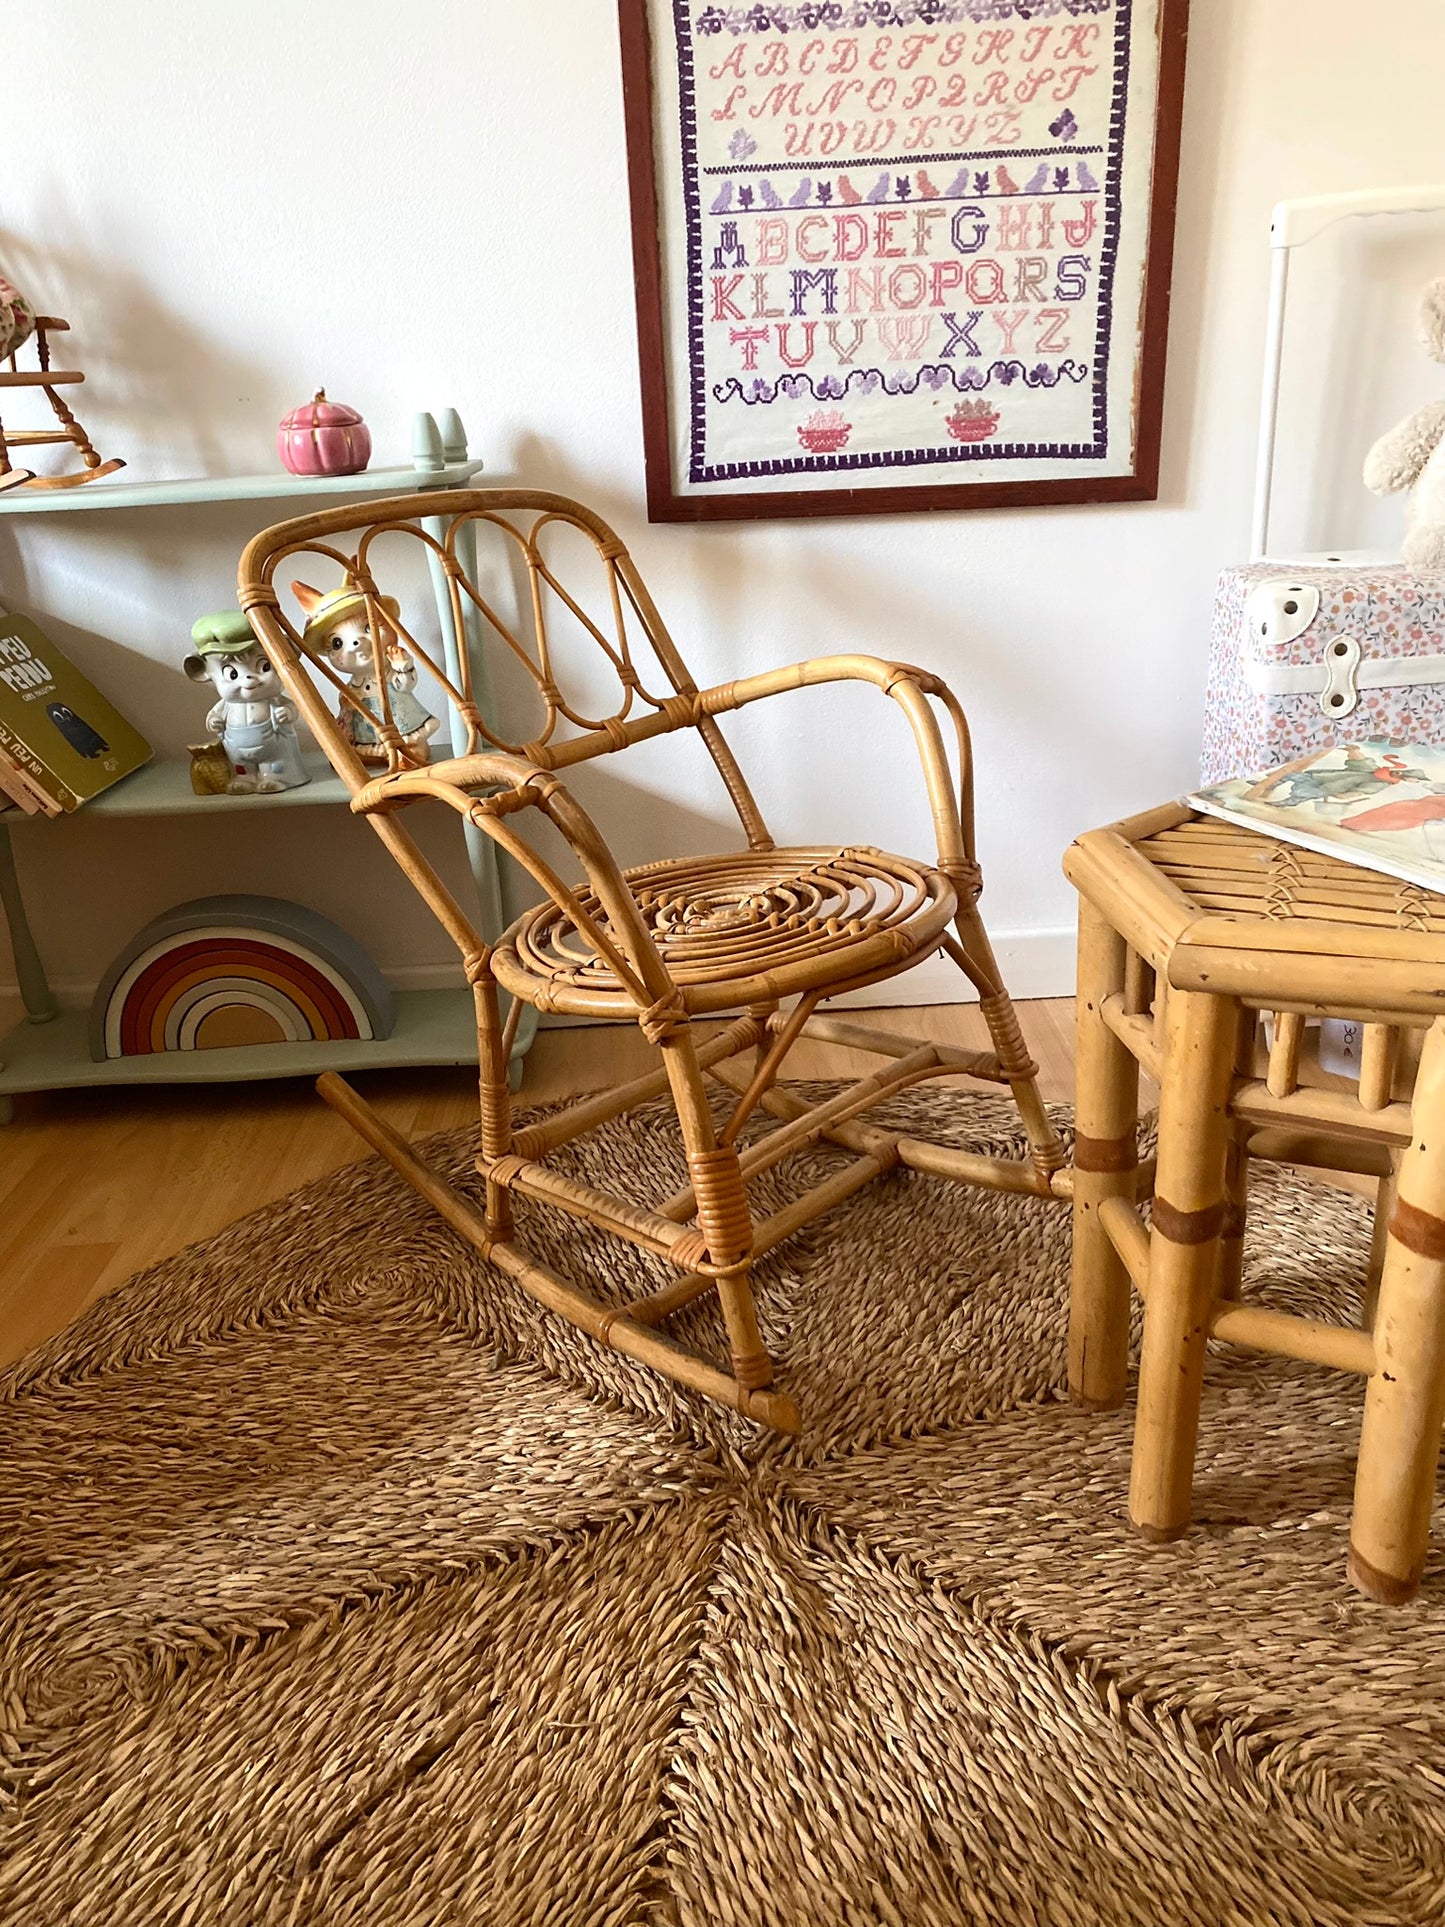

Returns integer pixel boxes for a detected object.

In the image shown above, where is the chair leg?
[1129,988,1237,1543]
[1068,902,1139,1411]
[40,380,104,470]
[660,1024,774,1391]
[315,1069,800,1433]
[949,899,1065,1174]
[710,1262,772,1390]
[475,972,514,1239]
[746,999,779,1084]
[1348,1018,1445,1604]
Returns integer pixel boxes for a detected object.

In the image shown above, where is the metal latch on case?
[1319,633,1362,717]
[1239,632,1365,713]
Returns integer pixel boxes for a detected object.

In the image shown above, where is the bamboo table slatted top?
[1139,813,1445,937]
[1065,802,1445,1018]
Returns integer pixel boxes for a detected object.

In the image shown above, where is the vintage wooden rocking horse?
[239,490,1067,1432]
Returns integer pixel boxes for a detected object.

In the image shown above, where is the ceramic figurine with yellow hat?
[291,579,439,768]
[183,611,309,794]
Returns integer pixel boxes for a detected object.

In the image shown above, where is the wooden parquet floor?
[0,999,1076,1371]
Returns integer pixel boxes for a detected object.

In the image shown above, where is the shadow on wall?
[0,603,191,746]
[502,430,756,637]
[0,210,280,481]
[493,431,1091,848]
[410,436,1166,862]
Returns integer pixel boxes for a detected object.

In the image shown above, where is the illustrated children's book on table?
[1191,740,1445,894]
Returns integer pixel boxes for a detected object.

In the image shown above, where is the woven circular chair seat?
[491,844,958,1019]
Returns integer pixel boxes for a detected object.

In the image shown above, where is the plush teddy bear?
[1363,277,1445,568]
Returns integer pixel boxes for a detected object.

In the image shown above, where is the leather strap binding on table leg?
[1387,1196,1445,1260]
[1150,1197,1225,1246]
[1074,1132,1138,1174]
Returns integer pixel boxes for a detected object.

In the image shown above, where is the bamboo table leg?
[1348,1017,1445,1604]
[1129,987,1237,1541]
[1217,1135,1249,1302]
[1363,1159,1399,1333]
[1068,900,1139,1410]
[1216,1007,1257,1305]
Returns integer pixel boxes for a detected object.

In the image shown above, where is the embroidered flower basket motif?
[797,409,851,454]
[945,401,1001,444]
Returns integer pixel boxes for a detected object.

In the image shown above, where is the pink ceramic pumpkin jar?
[277,390,372,477]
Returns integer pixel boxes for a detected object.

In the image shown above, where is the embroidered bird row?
[709,159,1098,212]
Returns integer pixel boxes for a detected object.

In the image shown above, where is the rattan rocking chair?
[239,489,1067,1433]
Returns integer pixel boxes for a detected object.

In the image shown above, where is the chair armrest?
[699,654,979,888]
[702,652,946,711]
[355,751,680,1013]
[353,746,563,818]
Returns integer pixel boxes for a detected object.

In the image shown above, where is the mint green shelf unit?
[0,411,536,1118]
[82,751,351,816]
[0,993,479,1096]
[0,459,476,515]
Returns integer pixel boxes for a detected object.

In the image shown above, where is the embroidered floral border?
[696,3,1112,33]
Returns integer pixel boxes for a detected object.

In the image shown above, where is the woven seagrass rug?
[3,1086,1444,1926]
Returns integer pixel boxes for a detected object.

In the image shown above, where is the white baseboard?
[0,925,1077,1034]
[832,924,1076,1008]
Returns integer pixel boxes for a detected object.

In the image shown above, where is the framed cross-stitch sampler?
[619,0,1189,522]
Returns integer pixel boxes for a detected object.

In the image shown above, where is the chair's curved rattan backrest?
[238,489,769,848]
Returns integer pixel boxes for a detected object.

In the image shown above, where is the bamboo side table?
[1065,801,1445,1604]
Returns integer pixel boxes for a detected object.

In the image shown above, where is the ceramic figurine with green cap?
[183,611,309,794]
[291,578,439,768]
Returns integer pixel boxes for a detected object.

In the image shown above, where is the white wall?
[3,0,1443,1017]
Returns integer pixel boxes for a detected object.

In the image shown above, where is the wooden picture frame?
[619,0,1189,523]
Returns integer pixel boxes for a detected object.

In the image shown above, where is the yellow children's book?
[0,611,151,810]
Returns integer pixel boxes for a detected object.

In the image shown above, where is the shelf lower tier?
[75,750,353,817]
[0,987,482,1098]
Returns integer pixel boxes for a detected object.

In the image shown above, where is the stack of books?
[0,611,151,815]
